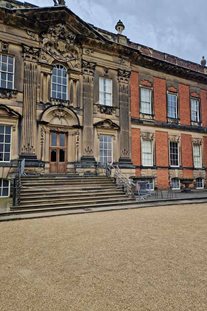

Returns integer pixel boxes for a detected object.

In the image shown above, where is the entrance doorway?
[50,131,67,173]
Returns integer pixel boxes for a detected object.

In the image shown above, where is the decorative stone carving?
[0,41,9,53]
[0,88,17,99]
[53,109,67,119]
[118,69,131,83]
[82,60,96,76]
[53,0,65,5]
[141,132,154,141]
[22,45,40,61]
[121,148,129,157]
[94,119,119,130]
[40,24,80,69]
[192,138,202,145]
[140,79,153,88]
[85,146,93,155]
[50,98,70,107]
[98,105,116,115]
[169,135,180,143]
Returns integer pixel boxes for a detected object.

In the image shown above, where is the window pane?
[0,55,14,89]
[59,149,65,162]
[51,132,57,146]
[60,134,65,147]
[171,178,180,189]
[99,135,113,164]
[51,65,68,100]
[99,78,113,106]
[170,141,179,166]
[142,140,153,166]
[51,150,57,162]
[168,94,177,119]
[140,88,152,114]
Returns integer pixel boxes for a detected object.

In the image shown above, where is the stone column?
[20,46,39,162]
[118,69,133,167]
[81,60,96,166]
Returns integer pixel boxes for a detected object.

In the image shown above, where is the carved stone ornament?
[40,24,81,69]
[192,138,202,145]
[98,105,116,115]
[0,88,17,99]
[85,146,93,155]
[22,45,40,61]
[0,41,9,53]
[82,60,96,76]
[169,135,180,143]
[118,69,131,83]
[121,148,129,157]
[53,109,67,119]
[140,80,153,88]
[141,131,154,141]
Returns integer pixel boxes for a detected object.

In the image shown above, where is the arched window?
[51,65,68,100]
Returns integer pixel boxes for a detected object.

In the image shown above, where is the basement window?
[0,179,10,197]
[196,178,204,189]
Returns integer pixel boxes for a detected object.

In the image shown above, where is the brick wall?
[157,169,169,189]
[154,77,167,122]
[179,84,190,125]
[155,131,168,167]
[131,128,141,166]
[181,134,193,167]
[203,136,207,168]
[131,71,139,118]
[201,90,207,127]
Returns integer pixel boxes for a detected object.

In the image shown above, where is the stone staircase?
[11,175,135,214]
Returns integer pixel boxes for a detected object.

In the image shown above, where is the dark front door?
[50,131,67,173]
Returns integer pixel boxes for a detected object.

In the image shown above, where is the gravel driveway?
[0,204,207,311]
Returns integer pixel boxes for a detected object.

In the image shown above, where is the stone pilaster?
[21,46,39,161]
[81,60,96,166]
[118,69,133,167]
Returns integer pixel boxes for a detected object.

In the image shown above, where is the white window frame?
[171,178,180,190]
[193,144,202,168]
[99,135,113,164]
[0,124,12,163]
[140,87,152,115]
[167,93,178,119]
[169,141,179,167]
[196,178,204,189]
[99,77,113,106]
[0,179,10,198]
[191,98,200,123]
[0,54,15,90]
[141,139,153,167]
[51,64,68,100]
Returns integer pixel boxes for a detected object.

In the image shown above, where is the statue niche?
[40,24,81,69]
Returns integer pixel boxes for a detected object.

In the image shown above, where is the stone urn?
[180,178,194,192]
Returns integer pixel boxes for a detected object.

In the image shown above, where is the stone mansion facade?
[0,0,207,198]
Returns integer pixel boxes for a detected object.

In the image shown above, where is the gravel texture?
[0,204,207,311]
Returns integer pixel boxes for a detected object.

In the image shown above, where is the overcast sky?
[28,0,206,64]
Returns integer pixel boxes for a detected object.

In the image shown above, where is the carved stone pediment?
[0,104,21,119]
[94,119,119,130]
[169,135,180,143]
[40,24,81,69]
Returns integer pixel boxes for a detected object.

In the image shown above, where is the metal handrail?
[104,163,135,198]
[13,158,26,206]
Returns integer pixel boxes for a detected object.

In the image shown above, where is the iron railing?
[13,158,25,206]
[98,163,135,198]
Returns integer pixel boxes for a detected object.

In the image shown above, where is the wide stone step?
[14,196,130,209]
[20,194,127,205]
[20,186,118,193]
[21,181,114,187]
[11,199,135,214]
[20,190,123,199]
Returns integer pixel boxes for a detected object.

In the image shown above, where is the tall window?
[0,125,11,162]
[191,98,200,123]
[0,179,10,197]
[142,140,153,166]
[99,135,113,164]
[99,77,112,106]
[193,144,202,168]
[169,141,179,166]
[167,93,178,119]
[51,65,68,100]
[140,88,152,115]
[0,54,15,89]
